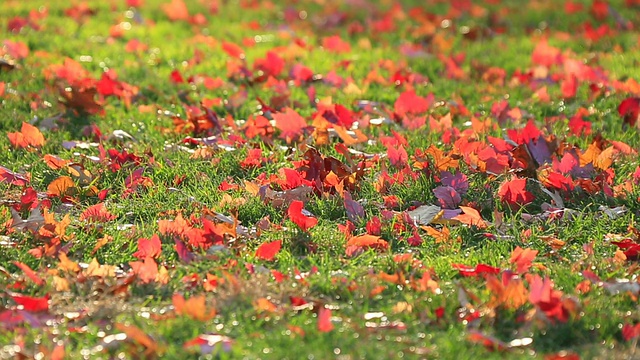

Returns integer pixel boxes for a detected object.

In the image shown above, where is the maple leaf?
[0,165,29,186]
[498,178,534,209]
[114,323,160,357]
[133,234,162,259]
[13,261,45,286]
[79,203,117,223]
[47,176,75,198]
[9,292,49,312]
[273,108,307,143]
[345,234,389,257]
[317,307,334,332]
[221,41,245,59]
[394,90,432,117]
[618,97,640,127]
[129,257,159,284]
[173,293,216,321]
[255,240,282,261]
[622,323,640,342]
[527,274,576,323]
[322,35,351,53]
[510,246,538,274]
[7,122,45,149]
[433,186,461,209]
[486,273,529,310]
[162,0,189,21]
[452,263,500,277]
[58,84,104,115]
[344,191,365,223]
[453,206,487,228]
[287,200,318,232]
[183,334,234,355]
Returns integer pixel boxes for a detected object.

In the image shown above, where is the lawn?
[1,0,640,358]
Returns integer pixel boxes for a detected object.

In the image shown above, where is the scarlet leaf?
[498,178,535,209]
[273,108,307,144]
[10,293,49,312]
[618,97,640,127]
[79,203,117,223]
[394,90,431,117]
[287,200,318,232]
[13,261,45,285]
[255,240,282,261]
[452,263,500,277]
[317,307,334,332]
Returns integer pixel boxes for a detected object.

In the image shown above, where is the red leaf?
[622,323,640,341]
[79,203,117,223]
[221,42,245,59]
[317,307,334,332]
[273,108,307,143]
[394,90,432,117]
[560,75,578,99]
[133,234,162,259]
[253,51,284,78]
[467,330,508,352]
[452,263,500,277]
[322,35,351,53]
[255,240,282,261]
[498,178,535,209]
[13,261,44,286]
[10,293,49,312]
[510,246,538,274]
[0,165,29,186]
[618,97,640,127]
[387,144,408,168]
[287,200,318,232]
[7,122,45,149]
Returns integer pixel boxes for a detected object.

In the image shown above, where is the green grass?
[1,0,640,358]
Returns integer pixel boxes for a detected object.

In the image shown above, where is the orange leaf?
[114,323,159,356]
[345,234,389,256]
[7,122,45,149]
[453,206,487,228]
[173,293,216,321]
[254,298,277,313]
[510,246,538,274]
[162,0,189,21]
[129,257,159,284]
[43,154,70,170]
[47,176,75,197]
